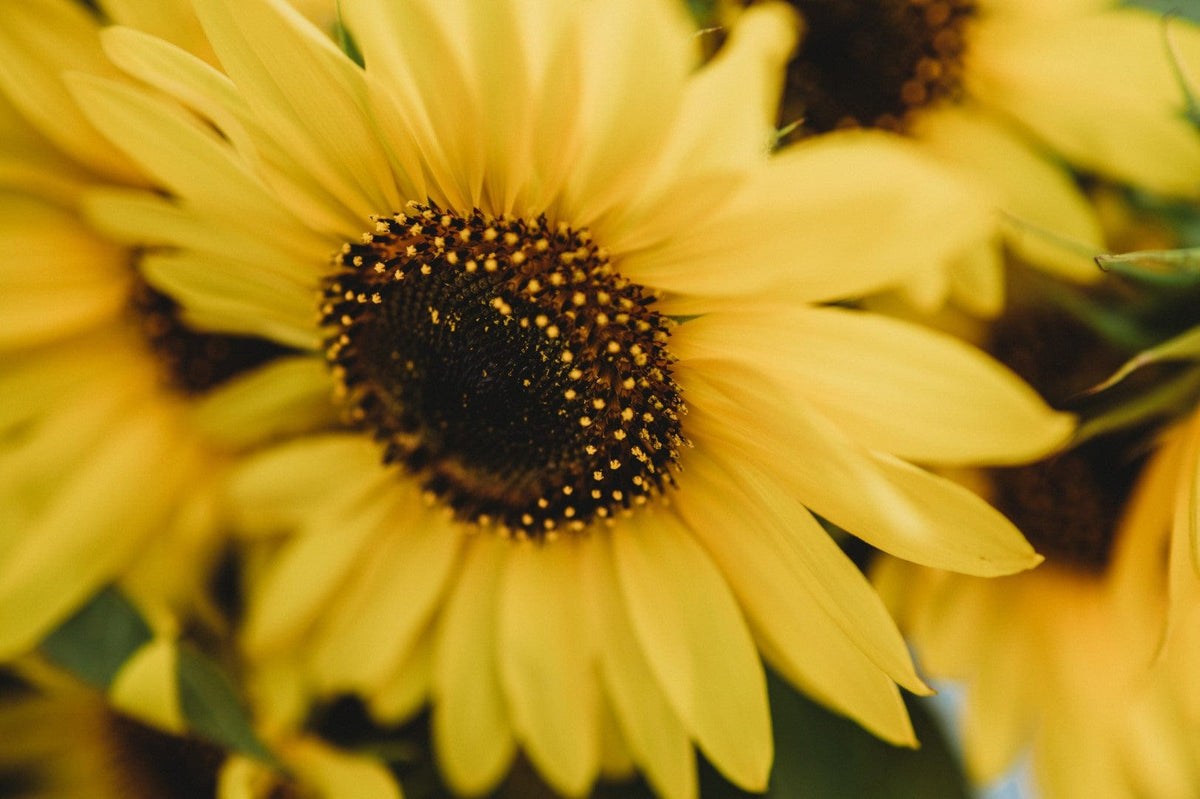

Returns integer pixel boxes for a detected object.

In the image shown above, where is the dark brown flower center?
[778,0,975,138]
[323,203,686,539]
[131,280,291,395]
[986,306,1140,574]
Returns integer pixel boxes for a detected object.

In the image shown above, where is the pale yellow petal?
[627,132,989,310]
[585,534,697,799]
[962,621,1038,781]
[947,239,1006,317]
[192,356,339,449]
[497,537,600,798]
[913,103,1103,281]
[611,510,772,792]
[0,0,144,183]
[309,498,462,692]
[673,306,1073,465]
[109,637,185,734]
[285,738,404,799]
[0,406,192,657]
[866,453,1043,576]
[140,251,318,349]
[680,369,1041,575]
[227,434,387,534]
[967,10,1200,196]
[676,443,928,705]
[193,0,403,219]
[371,630,432,725]
[558,0,696,227]
[97,0,218,64]
[432,533,518,797]
[68,73,323,259]
[242,488,393,658]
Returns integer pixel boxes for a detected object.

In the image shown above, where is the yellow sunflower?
[71,0,1072,796]
[872,308,1186,797]
[762,0,1200,314]
[0,0,336,655]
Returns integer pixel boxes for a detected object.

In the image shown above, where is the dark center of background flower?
[777,0,975,138]
[105,713,224,799]
[986,307,1144,575]
[324,203,686,539]
[130,280,291,395]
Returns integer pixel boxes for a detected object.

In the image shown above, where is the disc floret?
[323,203,687,538]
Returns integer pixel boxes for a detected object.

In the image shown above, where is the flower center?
[778,0,975,137]
[986,307,1139,575]
[131,280,290,395]
[323,203,686,539]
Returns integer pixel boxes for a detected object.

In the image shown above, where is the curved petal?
[676,443,926,695]
[193,0,403,220]
[679,367,1042,576]
[432,533,518,797]
[191,356,340,449]
[626,132,990,311]
[309,496,463,693]
[967,10,1200,196]
[671,306,1074,465]
[497,537,600,797]
[585,534,697,799]
[0,0,144,184]
[611,509,772,792]
[0,405,195,657]
[913,103,1104,281]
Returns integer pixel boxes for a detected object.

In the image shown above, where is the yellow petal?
[286,738,404,799]
[0,406,191,657]
[628,131,989,310]
[585,534,698,799]
[866,454,1043,576]
[676,444,929,717]
[559,0,697,227]
[611,510,772,792]
[242,489,393,658]
[913,103,1103,281]
[109,637,185,734]
[497,537,600,798]
[227,434,387,534]
[674,306,1074,465]
[0,0,144,183]
[432,534,518,797]
[192,356,339,449]
[192,0,403,219]
[967,9,1200,196]
[371,630,432,725]
[139,251,318,349]
[309,497,461,692]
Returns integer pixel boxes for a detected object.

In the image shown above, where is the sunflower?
[71,0,1073,795]
[761,0,1200,314]
[872,307,1185,798]
[0,0,336,655]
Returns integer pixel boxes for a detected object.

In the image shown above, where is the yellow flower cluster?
[1,1,1199,797]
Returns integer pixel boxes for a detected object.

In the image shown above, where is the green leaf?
[39,586,153,689]
[1095,247,1200,287]
[176,645,279,766]
[334,1,365,68]
[1087,324,1200,394]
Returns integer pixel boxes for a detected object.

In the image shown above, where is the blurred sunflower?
[0,0,335,656]
[761,0,1200,314]
[72,0,1072,796]
[873,308,1183,798]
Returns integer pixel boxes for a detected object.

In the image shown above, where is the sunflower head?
[777,0,976,136]
[323,203,687,539]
